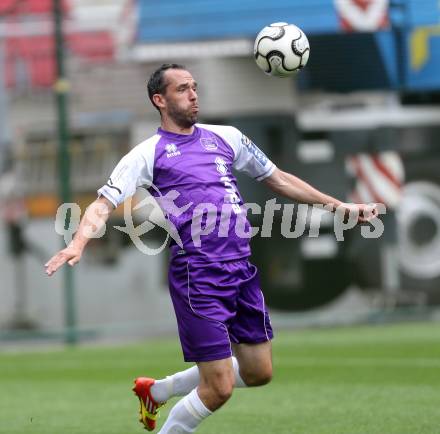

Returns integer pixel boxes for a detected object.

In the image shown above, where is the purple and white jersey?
[97,124,276,262]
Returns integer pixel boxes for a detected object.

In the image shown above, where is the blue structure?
[136,0,340,42]
[135,0,440,92]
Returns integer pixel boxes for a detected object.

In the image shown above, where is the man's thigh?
[168,257,236,362]
[229,261,274,345]
[232,341,273,383]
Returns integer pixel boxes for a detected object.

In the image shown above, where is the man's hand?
[339,203,379,224]
[45,196,113,277]
[45,245,83,276]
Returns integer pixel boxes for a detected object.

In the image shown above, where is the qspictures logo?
[54,183,385,256]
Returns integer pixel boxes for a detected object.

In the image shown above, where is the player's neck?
[160,118,195,135]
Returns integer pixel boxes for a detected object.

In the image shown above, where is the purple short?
[168,256,274,362]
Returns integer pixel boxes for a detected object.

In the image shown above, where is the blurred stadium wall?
[1,0,440,342]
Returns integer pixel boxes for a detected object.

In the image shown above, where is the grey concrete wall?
[0,219,176,335]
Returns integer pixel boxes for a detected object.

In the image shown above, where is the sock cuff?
[183,388,212,420]
[232,356,239,372]
[232,356,247,388]
[165,375,174,397]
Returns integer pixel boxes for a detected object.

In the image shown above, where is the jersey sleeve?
[97,143,155,208]
[231,128,276,181]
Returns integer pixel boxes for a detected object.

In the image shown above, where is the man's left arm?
[263,168,378,223]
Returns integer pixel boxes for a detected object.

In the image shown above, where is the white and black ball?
[254,22,310,77]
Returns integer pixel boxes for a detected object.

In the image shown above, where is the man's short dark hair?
[147,63,187,111]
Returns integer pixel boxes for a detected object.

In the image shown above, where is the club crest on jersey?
[215,157,228,175]
[241,134,268,166]
[165,143,181,158]
[200,137,218,151]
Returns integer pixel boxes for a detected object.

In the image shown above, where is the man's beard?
[167,101,198,129]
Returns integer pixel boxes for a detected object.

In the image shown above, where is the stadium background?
[1,1,440,433]
[1,0,440,341]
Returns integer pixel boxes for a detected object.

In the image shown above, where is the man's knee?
[211,378,234,403]
[241,364,273,387]
[198,364,235,410]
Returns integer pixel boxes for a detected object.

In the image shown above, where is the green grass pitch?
[1,322,440,434]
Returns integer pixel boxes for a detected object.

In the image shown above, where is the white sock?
[151,357,246,403]
[232,356,247,388]
[157,388,212,434]
[151,366,199,403]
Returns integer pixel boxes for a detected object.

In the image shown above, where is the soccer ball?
[254,22,310,77]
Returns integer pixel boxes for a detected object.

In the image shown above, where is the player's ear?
[152,93,166,110]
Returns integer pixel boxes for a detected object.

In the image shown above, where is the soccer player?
[45,64,377,433]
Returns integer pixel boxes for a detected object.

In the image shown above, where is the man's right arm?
[45,195,114,276]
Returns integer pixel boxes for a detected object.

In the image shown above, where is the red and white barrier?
[334,0,389,32]
[347,152,404,208]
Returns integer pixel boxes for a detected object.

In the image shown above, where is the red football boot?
[133,377,166,431]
